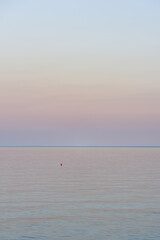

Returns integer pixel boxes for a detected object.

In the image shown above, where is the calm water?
[0,147,160,240]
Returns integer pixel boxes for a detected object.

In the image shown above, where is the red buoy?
[60,163,63,166]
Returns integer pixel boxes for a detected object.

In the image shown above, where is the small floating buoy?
[60,163,63,166]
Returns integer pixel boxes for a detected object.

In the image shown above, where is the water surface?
[0,147,160,239]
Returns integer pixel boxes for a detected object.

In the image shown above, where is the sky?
[0,0,160,146]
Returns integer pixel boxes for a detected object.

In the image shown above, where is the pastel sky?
[0,0,160,146]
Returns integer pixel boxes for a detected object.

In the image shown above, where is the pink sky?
[0,1,160,145]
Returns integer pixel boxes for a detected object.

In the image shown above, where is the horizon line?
[0,145,160,148]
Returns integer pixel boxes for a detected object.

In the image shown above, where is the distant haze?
[0,0,160,146]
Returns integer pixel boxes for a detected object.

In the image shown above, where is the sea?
[0,147,160,240]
